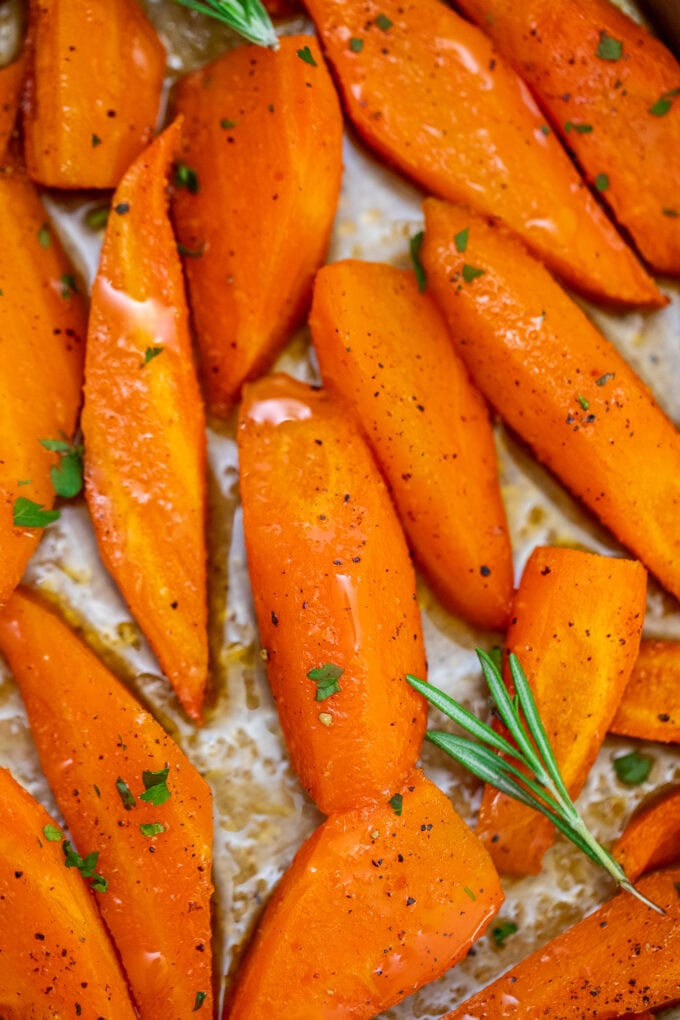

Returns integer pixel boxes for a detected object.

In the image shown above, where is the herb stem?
[172,0,278,49]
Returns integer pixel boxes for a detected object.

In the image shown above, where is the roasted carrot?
[310,260,513,630]
[225,768,502,1019]
[456,0,680,276]
[613,785,680,882]
[476,546,647,877]
[171,34,343,416]
[0,35,27,158]
[304,0,662,307]
[422,198,680,603]
[23,0,165,188]
[238,373,427,815]
[0,162,85,608]
[82,118,209,723]
[0,587,214,1019]
[611,640,680,742]
[0,765,137,1017]
[440,866,680,1019]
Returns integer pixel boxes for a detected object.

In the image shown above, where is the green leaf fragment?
[596,31,622,61]
[375,13,392,30]
[577,393,589,411]
[40,436,84,499]
[62,841,107,891]
[142,346,164,367]
[193,991,207,1011]
[594,173,609,192]
[409,230,427,292]
[613,750,653,786]
[492,920,518,946]
[140,767,171,806]
[174,162,200,194]
[307,663,343,701]
[454,227,469,253]
[462,264,485,283]
[220,118,237,129]
[85,204,110,231]
[297,45,317,66]
[42,824,63,842]
[12,497,60,528]
[37,223,51,249]
[389,793,403,816]
[349,37,364,53]
[140,822,166,837]
[116,777,137,811]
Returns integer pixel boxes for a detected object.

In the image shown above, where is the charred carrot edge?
[0,765,137,1016]
[421,198,680,603]
[304,0,663,307]
[82,118,209,723]
[613,785,680,883]
[611,640,680,743]
[310,260,514,631]
[476,546,647,877]
[171,34,343,416]
[0,587,214,1019]
[456,0,680,276]
[0,37,27,158]
[440,866,680,1019]
[225,768,502,1019]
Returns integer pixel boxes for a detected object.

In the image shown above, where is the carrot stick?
[171,35,343,417]
[456,0,680,276]
[611,640,680,742]
[421,198,680,603]
[304,0,663,308]
[0,765,137,1017]
[23,0,165,189]
[310,260,513,630]
[475,546,647,877]
[440,866,680,1019]
[238,373,427,815]
[225,768,502,1019]
[82,118,209,723]
[0,587,214,1019]
[0,162,85,608]
[613,785,680,882]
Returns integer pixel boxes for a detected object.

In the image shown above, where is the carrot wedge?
[456,0,680,276]
[0,587,214,1019]
[440,866,680,1020]
[304,0,662,307]
[476,546,647,877]
[0,766,137,1017]
[238,373,427,815]
[310,260,513,630]
[422,198,680,602]
[225,769,502,1019]
[82,119,209,723]
[611,640,680,742]
[613,785,680,883]
[171,35,343,416]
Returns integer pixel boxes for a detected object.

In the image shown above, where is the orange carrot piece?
[0,766,137,1017]
[0,164,85,608]
[82,119,208,723]
[0,42,27,159]
[456,0,680,276]
[440,866,680,1019]
[0,587,214,1019]
[422,198,680,603]
[310,260,513,630]
[613,785,680,882]
[23,0,165,189]
[238,373,427,815]
[611,640,680,742]
[225,768,502,1019]
[304,0,663,307]
[171,35,343,416]
[476,546,647,877]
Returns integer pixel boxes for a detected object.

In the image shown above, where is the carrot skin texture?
[0,44,27,158]
[310,260,513,630]
[456,0,680,276]
[304,0,662,308]
[238,374,427,815]
[82,119,208,723]
[0,588,214,1019]
[422,198,680,602]
[613,785,680,882]
[0,766,137,1018]
[611,640,680,742]
[440,867,680,1020]
[0,165,85,608]
[23,0,165,188]
[476,546,647,877]
[171,35,343,416]
[225,769,502,1020]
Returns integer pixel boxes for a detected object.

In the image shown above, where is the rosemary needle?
[406,650,664,914]
[172,0,278,49]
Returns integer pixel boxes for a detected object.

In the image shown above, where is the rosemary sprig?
[173,0,278,49]
[406,650,664,914]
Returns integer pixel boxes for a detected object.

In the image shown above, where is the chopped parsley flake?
[85,204,110,231]
[389,793,403,816]
[12,497,60,528]
[576,393,589,411]
[42,824,62,842]
[409,230,427,292]
[174,162,200,194]
[566,121,593,134]
[60,273,78,299]
[220,118,237,129]
[140,767,171,806]
[142,346,164,367]
[63,841,108,891]
[177,242,205,259]
[40,436,84,499]
[613,750,653,786]
[462,264,485,283]
[115,777,137,811]
[297,45,316,66]
[594,173,609,192]
[596,31,622,61]
[649,98,672,117]
[375,13,392,30]
[492,920,518,946]
[307,663,343,701]
[37,223,51,249]
[193,991,207,1012]
[540,124,550,135]
[595,372,615,386]
[464,885,477,900]
[140,822,166,837]
[91,133,102,147]
[349,37,364,52]
[454,227,469,253]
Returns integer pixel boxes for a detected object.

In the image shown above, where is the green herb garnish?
[492,919,518,946]
[297,45,316,66]
[177,242,205,259]
[613,749,653,786]
[40,435,84,499]
[172,0,277,48]
[85,204,110,231]
[91,133,102,147]
[12,497,60,528]
[42,824,63,842]
[576,393,589,411]
[349,37,364,53]
[454,227,469,253]
[115,777,137,811]
[307,663,343,701]
[37,223,51,249]
[409,231,427,292]
[596,31,622,61]
[594,173,609,192]
[462,264,485,283]
[375,13,392,30]
[142,346,164,367]
[220,118,237,129]
[140,767,171,806]
[63,840,107,891]
[193,991,207,1011]
[566,121,593,134]
[140,822,166,837]
[174,163,200,194]
[389,793,403,816]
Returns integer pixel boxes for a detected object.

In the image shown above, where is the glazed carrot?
[476,546,647,877]
[422,199,680,603]
[0,766,137,1017]
[310,260,513,630]
[23,0,165,188]
[613,785,680,882]
[441,866,680,1019]
[0,587,214,1019]
[82,119,209,723]
[304,0,662,307]
[226,768,502,1019]
[171,35,343,416]
[611,640,680,742]
[238,373,427,814]
[456,0,680,276]
[0,163,85,608]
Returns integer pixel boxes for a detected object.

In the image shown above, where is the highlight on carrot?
[611,640,680,743]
